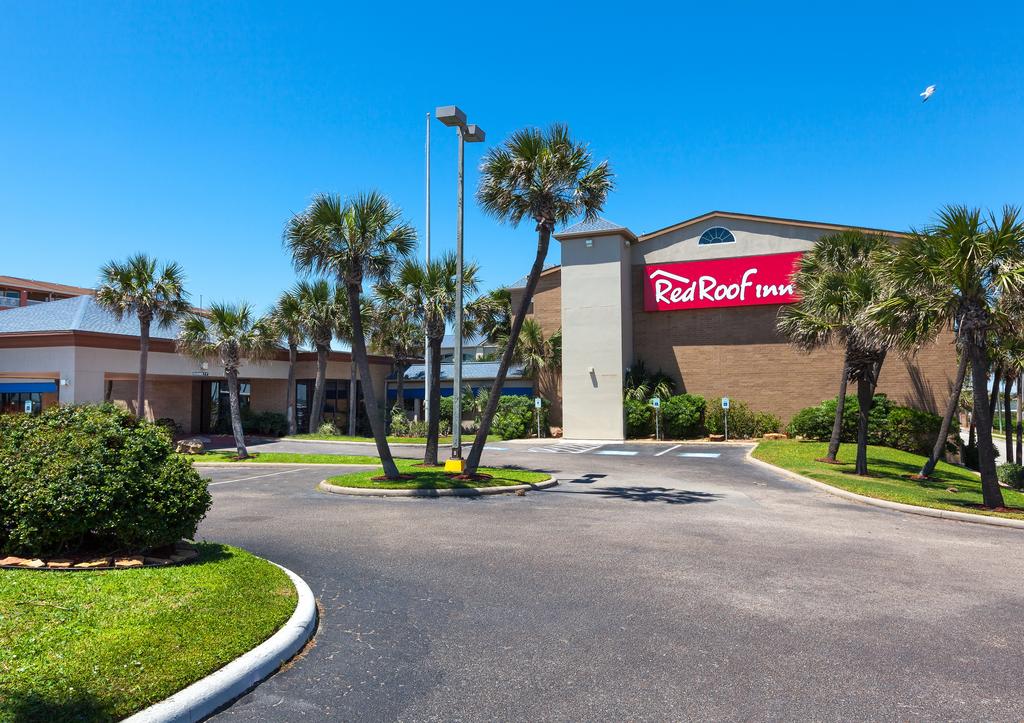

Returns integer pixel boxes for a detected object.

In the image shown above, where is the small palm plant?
[293,279,348,433]
[502,319,561,400]
[778,230,891,473]
[285,192,416,480]
[367,295,423,426]
[271,289,305,435]
[97,254,189,419]
[466,124,613,474]
[623,359,676,403]
[177,303,276,459]
[875,205,1024,507]
[377,252,480,466]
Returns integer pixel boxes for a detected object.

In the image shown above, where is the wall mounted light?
[59,378,69,386]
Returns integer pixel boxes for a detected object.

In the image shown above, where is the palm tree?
[468,287,512,345]
[465,124,613,474]
[284,192,416,480]
[97,254,189,419]
[293,279,348,433]
[178,303,276,459]
[877,205,1024,507]
[502,319,561,399]
[623,358,677,403]
[367,294,422,423]
[271,289,305,436]
[377,252,480,466]
[778,230,892,471]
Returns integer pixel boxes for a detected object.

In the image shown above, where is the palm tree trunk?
[968,342,1004,507]
[285,343,297,436]
[226,367,248,459]
[137,316,151,420]
[395,363,406,417]
[824,351,850,462]
[346,283,400,479]
[854,376,872,475]
[1003,376,1014,463]
[968,415,976,448]
[919,351,969,478]
[1011,368,1019,464]
[348,360,358,436]
[988,367,1002,432]
[466,223,552,473]
[423,335,443,466]
[310,344,328,433]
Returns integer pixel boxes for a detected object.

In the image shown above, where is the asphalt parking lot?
[197,441,1024,721]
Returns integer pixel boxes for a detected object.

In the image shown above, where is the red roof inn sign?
[643,251,803,312]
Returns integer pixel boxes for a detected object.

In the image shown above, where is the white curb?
[124,561,318,723]
[317,477,557,497]
[745,447,1024,530]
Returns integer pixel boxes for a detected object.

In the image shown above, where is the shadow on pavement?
[553,485,721,505]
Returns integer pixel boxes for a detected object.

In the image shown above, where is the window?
[698,226,735,245]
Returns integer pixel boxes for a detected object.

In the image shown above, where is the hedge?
[624,394,779,439]
[0,404,212,557]
[661,394,705,438]
[492,395,549,440]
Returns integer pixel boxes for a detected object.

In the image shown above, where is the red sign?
[643,252,803,312]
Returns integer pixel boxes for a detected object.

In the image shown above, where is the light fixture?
[585,238,593,248]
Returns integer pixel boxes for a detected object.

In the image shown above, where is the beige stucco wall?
[0,346,74,403]
[560,232,632,439]
[634,217,825,265]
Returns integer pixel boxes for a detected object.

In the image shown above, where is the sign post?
[651,397,661,441]
[534,397,542,439]
[24,399,33,415]
[721,397,730,441]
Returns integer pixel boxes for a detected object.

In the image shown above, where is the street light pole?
[435,106,485,472]
[423,112,432,426]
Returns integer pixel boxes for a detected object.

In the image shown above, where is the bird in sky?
[920,84,936,102]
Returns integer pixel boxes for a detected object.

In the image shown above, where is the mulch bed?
[451,473,494,482]
[960,503,1024,514]
[370,474,418,481]
[0,541,200,571]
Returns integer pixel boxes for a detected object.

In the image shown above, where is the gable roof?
[638,210,907,243]
[402,360,526,381]
[0,295,180,339]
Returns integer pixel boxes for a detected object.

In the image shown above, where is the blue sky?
[1,2,1022,312]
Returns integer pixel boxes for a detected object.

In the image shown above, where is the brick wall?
[109,379,194,431]
[511,268,564,424]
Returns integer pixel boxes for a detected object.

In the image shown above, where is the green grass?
[324,458,549,490]
[0,543,296,722]
[289,433,500,444]
[753,439,1024,519]
[195,451,393,465]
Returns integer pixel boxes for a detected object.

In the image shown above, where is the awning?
[387,386,533,400]
[0,382,57,393]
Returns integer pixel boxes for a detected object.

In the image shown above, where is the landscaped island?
[754,439,1024,520]
[0,544,296,721]
[323,458,550,491]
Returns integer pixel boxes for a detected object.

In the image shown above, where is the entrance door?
[198,380,251,434]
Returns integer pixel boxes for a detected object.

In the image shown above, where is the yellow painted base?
[444,458,466,473]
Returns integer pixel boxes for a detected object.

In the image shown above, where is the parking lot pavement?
[194,446,1024,721]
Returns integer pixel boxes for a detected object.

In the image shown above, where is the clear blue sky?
[2,2,1022,312]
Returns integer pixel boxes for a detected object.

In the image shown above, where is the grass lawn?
[195,451,394,464]
[289,433,500,444]
[753,439,1024,520]
[324,458,550,490]
[0,544,296,722]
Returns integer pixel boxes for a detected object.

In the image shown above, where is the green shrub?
[661,394,705,438]
[317,421,341,436]
[390,406,412,436]
[0,404,212,557]
[705,399,754,437]
[882,406,944,456]
[753,411,783,437]
[625,398,654,438]
[997,462,1024,490]
[491,395,547,440]
[241,410,287,437]
[786,393,894,444]
[154,417,181,436]
[963,442,1000,470]
[439,393,475,422]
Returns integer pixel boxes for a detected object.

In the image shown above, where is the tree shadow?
[553,485,721,505]
[2,690,116,723]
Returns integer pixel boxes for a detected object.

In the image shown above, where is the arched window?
[698,226,735,245]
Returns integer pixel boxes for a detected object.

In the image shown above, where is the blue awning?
[387,386,533,400]
[0,382,57,393]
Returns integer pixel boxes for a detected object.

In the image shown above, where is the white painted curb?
[124,561,318,723]
[317,477,557,497]
[745,447,1024,531]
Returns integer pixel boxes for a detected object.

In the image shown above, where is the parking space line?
[485,446,508,451]
[654,444,682,457]
[679,452,721,459]
[596,450,638,456]
[208,468,306,486]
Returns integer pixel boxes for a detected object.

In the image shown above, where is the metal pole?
[724,409,729,442]
[451,126,465,459]
[423,112,432,425]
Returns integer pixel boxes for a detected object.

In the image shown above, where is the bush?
[661,394,705,439]
[753,411,783,437]
[154,417,181,436]
[997,463,1024,490]
[882,406,943,456]
[389,406,412,437]
[0,404,212,557]
[705,399,755,438]
[625,398,654,438]
[241,410,287,437]
[492,395,547,440]
[317,421,341,436]
[963,442,1000,471]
